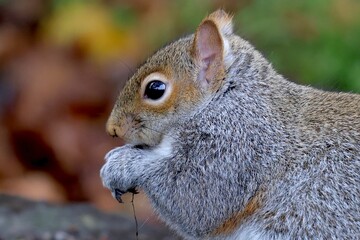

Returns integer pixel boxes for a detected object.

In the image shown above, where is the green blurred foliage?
[236,0,360,92]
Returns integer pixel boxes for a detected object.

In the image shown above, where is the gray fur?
[101,19,360,239]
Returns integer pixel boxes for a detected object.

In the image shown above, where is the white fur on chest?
[146,135,174,161]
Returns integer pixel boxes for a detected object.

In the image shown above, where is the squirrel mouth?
[133,144,151,149]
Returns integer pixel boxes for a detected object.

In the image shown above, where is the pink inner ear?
[197,21,223,69]
[195,20,223,88]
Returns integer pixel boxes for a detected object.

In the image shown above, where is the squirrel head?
[106,10,235,146]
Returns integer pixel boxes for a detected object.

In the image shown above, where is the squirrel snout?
[106,123,120,137]
[106,121,126,138]
[106,114,134,140]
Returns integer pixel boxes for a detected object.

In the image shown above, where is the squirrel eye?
[144,80,166,100]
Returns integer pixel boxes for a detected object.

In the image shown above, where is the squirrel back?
[102,10,360,239]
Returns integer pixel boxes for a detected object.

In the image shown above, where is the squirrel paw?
[113,187,139,203]
[100,145,142,203]
[114,189,126,203]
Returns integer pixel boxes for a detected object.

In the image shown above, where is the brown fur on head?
[106,10,234,146]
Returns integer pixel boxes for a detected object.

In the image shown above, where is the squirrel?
[100,10,360,239]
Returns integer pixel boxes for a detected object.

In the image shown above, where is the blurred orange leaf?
[41,2,140,63]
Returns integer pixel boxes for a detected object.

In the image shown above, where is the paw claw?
[128,187,139,194]
[114,189,125,203]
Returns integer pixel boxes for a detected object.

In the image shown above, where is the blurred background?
[0,0,359,228]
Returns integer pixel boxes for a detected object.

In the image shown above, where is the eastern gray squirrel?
[100,10,360,239]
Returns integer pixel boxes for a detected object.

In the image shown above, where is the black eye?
[144,80,166,100]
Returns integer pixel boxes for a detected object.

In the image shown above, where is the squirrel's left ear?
[192,9,234,91]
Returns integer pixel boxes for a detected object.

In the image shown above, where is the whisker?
[139,113,195,123]
[141,125,164,135]
[141,125,178,142]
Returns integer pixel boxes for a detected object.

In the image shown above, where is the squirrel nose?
[107,124,119,137]
[106,113,133,139]
[107,123,127,138]
[106,119,126,138]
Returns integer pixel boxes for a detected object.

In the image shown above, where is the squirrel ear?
[193,10,233,90]
[206,9,233,36]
